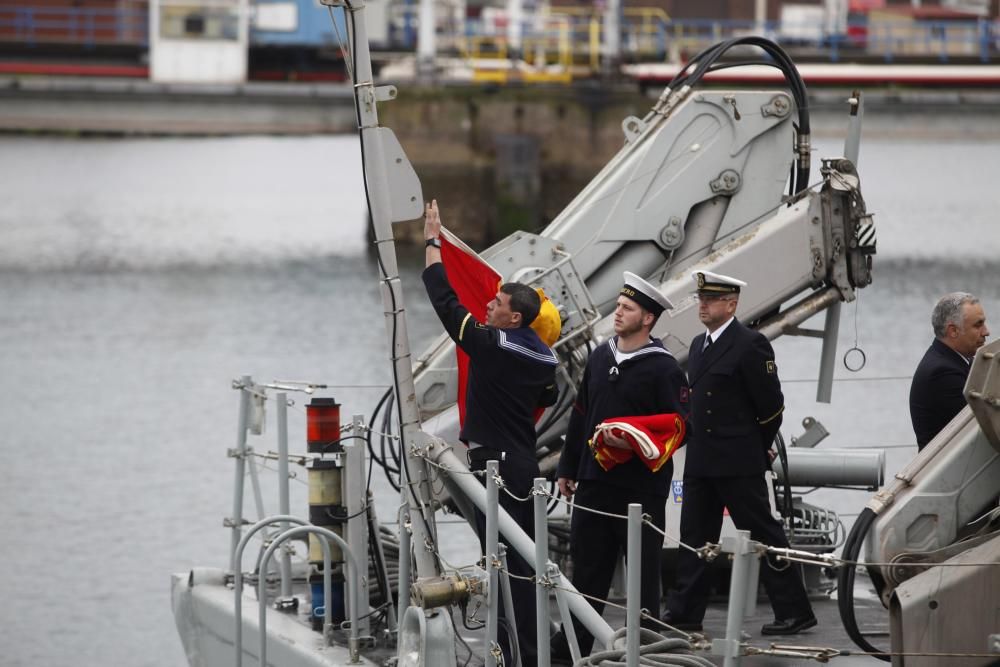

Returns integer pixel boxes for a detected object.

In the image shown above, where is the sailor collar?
[497,328,559,366]
[608,336,672,366]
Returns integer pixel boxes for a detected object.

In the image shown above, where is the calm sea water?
[0,120,998,667]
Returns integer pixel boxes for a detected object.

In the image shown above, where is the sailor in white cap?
[554,271,689,657]
[663,270,817,636]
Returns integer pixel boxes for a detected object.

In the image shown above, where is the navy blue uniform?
[665,319,813,626]
[423,263,557,666]
[556,337,688,653]
[909,338,971,451]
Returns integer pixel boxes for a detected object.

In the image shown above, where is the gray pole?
[347,414,370,636]
[601,0,621,74]
[818,94,864,404]
[276,393,293,603]
[720,530,754,667]
[350,0,442,582]
[844,91,864,165]
[498,546,520,658]
[816,301,842,403]
[229,375,252,572]
[507,0,523,60]
[397,511,412,628]
[754,0,767,35]
[533,477,551,667]
[625,504,641,667]
[485,460,500,667]
[417,0,435,78]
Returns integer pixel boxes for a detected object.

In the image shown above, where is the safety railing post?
[229,375,253,572]
[712,529,756,667]
[533,477,550,667]
[625,504,641,667]
[276,392,294,606]
[485,459,500,667]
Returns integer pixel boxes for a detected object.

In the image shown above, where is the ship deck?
[453,587,889,666]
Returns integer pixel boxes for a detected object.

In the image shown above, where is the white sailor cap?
[692,270,747,295]
[621,271,673,316]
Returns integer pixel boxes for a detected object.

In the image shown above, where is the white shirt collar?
[705,316,735,344]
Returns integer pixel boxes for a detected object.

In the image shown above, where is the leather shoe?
[760,615,817,636]
[549,630,573,664]
[660,611,703,632]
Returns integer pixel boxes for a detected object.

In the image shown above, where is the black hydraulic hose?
[535,385,574,437]
[366,388,393,467]
[367,510,393,605]
[665,37,810,195]
[836,507,890,661]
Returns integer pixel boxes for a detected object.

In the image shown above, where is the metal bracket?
[823,157,860,192]
[761,93,792,118]
[789,416,829,448]
[621,115,646,143]
[657,215,685,250]
[374,85,397,103]
[709,169,741,194]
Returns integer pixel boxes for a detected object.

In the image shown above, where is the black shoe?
[659,611,703,633]
[761,615,817,636]
[549,630,573,664]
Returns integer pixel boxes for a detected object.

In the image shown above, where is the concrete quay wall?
[4,77,998,248]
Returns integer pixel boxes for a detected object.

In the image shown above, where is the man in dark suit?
[662,270,815,636]
[909,292,990,451]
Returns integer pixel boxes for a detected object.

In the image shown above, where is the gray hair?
[932,292,980,338]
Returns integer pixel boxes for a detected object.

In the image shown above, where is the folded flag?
[589,413,686,473]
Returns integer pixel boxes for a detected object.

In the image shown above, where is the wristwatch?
[425,237,441,249]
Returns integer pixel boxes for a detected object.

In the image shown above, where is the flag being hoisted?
[439,228,503,427]
[438,227,561,427]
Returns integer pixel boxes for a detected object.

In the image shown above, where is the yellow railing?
[455,5,674,82]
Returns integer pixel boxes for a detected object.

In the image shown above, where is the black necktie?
[703,336,712,352]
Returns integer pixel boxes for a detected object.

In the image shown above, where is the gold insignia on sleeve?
[766,360,776,374]
[759,405,784,425]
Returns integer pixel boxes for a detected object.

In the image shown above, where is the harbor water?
[1,119,998,667]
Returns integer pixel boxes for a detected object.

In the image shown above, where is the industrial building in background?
[0,0,998,82]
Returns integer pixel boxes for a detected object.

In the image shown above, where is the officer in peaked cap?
[663,270,817,636]
[554,270,688,658]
